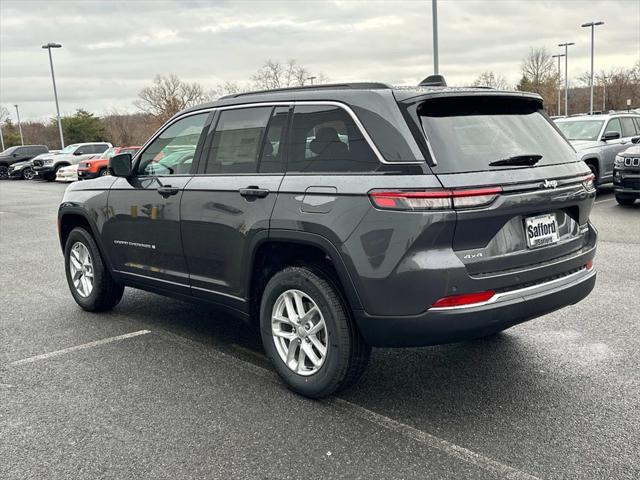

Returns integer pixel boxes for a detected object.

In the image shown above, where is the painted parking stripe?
[594,197,616,204]
[9,330,151,366]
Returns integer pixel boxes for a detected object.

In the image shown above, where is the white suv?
[32,142,111,181]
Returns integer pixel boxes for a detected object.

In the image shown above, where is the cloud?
[1,0,638,120]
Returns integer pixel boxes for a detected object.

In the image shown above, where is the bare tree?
[251,59,327,90]
[517,47,559,113]
[0,105,10,123]
[135,74,209,122]
[472,71,510,90]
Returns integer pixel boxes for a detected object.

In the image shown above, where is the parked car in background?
[58,79,597,398]
[555,113,640,185]
[8,159,36,180]
[613,141,640,205]
[77,146,141,179]
[55,164,80,182]
[0,145,49,179]
[32,142,111,181]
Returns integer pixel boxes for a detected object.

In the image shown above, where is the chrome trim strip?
[115,269,247,302]
[430,266,594,311]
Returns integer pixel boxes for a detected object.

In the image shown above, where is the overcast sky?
[1,0,638,121]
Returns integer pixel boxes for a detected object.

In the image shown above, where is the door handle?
[239,186,270,198]
[157,185,180,198]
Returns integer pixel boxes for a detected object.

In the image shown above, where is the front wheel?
[616,194,637,206]
[260,266,370,398]
[0,165,8,179]
[22,167,35,180]
[64,227,124,311]
[99,168,109,177]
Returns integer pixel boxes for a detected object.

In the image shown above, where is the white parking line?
[594,197,615,204]
[9,330,151,366]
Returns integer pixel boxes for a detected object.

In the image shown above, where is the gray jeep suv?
[555,113,640,185]
[57,79,597,397]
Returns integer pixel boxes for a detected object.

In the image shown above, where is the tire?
[48,165,63,182]
[98,168,109,177]
[22,168,35,180]
[260,265,370,398]
[615,194,637,206]
[0,165,8,179]
[586,162,598,185]
[64,227,124,311]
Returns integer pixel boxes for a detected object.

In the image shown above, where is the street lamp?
[552,53,565,116]
[558,42,575,116]
[581,21,604,115]
[0,122,5,151]
[432,0,439,74]
[13,104,24,145]
[306,76,317,85]
[42,42,65,148]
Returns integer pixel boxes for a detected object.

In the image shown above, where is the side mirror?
[109,153,132,177]
[73,150,84,155]
[12,153,18,157]
[602,131,621,141]
[631,136,640,144]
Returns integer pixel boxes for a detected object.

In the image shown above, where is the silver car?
[555,113,640,185]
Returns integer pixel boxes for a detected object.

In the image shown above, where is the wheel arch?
[582,156,601,179]
[247,230,363,321]
[58,209,114,271]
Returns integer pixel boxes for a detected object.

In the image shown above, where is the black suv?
[0,145,48,178]
[613,144,640,205]
[58,79,597,397]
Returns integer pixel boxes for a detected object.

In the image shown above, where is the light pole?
[552,53,565,116]
[558,42,575,116]
[432,0,439,74]
[0,122,5,151]
[42,42,65,148]
[13,104,24,145]
[306,76,317,85]
[581,21,604,115]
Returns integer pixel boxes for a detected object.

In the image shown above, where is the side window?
[287,105,379,172]
[634,117,640,133]
[204,107,271,174]
[604,118,622,137]
[74,146,87,155]
[258,106,289,173]
[137,113,209,176]
[621,117,637,137]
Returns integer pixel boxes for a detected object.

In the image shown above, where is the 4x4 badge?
[542,179,558,189]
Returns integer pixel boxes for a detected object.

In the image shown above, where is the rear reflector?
[586,260,594,270]
[431,290,496,309]
[369,187,502,211]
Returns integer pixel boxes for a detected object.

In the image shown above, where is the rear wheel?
[0,165,8,179]
[22,167,35,180]
[64,227,124,311]
[615,194,637,206]
[260,266,370,398]
[586,162,598,185]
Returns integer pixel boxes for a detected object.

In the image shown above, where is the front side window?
[604,118,622,137]
[287,105,379,172]
[204,107,272,174]
[137,112,209,176]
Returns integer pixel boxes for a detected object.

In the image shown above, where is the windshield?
[555,120,604,141]
[417,96,577,173]
[60,144,79,154]
[102,147,117,158]
[1,146,18,155]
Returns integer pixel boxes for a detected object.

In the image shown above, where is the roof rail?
[219,82,391,99]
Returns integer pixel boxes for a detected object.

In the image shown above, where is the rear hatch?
[405,94,595,276]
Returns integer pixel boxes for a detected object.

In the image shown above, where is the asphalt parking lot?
[1,180,639,480]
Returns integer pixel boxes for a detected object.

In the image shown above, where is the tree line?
[2,55,638,150]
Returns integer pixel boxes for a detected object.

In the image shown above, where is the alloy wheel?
[22,168,35,180]
[69,242,94,297]
[271,289,328,376]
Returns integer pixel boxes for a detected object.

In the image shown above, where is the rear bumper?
[354,266,596,347]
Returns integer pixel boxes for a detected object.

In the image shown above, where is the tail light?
[431,290,496,309]
[586,259,594,270]
[369,187,502,211]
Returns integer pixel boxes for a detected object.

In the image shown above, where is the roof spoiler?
[419,75,447,87]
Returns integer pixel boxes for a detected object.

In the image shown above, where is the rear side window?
[620,117,638,137]
[417,96,578,173]
[204,107,271,174]
[287,105,379,172]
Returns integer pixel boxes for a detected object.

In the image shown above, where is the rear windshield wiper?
[489,154,543,167]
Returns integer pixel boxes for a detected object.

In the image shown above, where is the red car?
[77,146,141,179]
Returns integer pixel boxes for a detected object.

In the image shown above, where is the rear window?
[418,96,578,173]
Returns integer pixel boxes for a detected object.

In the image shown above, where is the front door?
[181,106,289,310]
[103,112,211,293]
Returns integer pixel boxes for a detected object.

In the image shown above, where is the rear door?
[412,95,595,276]
[181,105,289,309]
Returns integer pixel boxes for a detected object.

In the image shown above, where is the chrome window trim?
[137,101,425,167]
